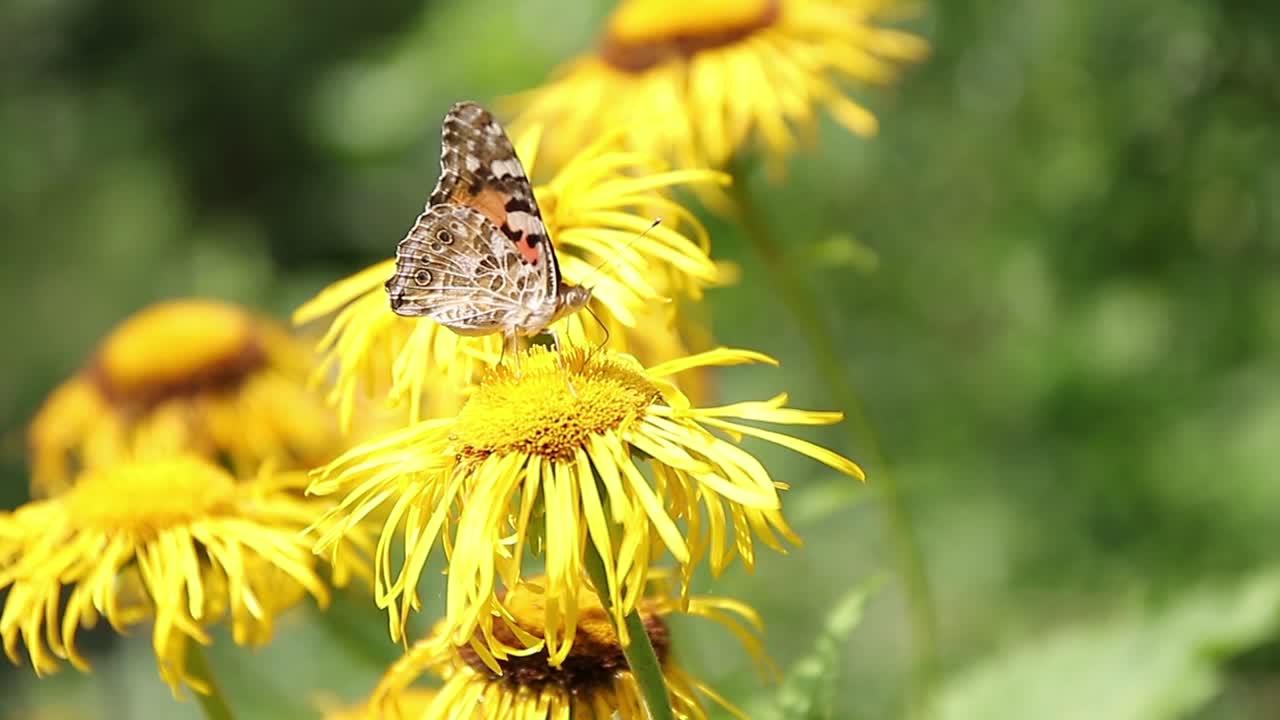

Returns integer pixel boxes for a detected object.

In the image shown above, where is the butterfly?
[384,101,591,356]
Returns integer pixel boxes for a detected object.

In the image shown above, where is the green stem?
[726,171,938,715]
[187,644,235,720]
[584,544,676,720]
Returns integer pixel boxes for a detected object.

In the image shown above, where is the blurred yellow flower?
[364,577,763,719]
[28,299,339,496]
[308,346,861,662]
[510,0,929,174]
[0,456,372,696]
[0,514,19,570]
[293,128,728,428]
[320,689,439,720]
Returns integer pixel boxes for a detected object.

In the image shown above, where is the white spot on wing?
[490,158,523,178]
[464,155,481,172]
[508,211,541,235]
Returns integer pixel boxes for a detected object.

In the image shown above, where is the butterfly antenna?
[578,217,662,291]
[572,217,656,367]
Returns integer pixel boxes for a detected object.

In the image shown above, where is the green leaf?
[768,578,882,720]
[936,571,1280,720]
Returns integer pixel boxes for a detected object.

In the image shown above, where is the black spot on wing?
[503,196,532,213]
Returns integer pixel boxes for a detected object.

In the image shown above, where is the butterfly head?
[556,283,593,318]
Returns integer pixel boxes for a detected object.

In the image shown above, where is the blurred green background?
[3,0,1279,718]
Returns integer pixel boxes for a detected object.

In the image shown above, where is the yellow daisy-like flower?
[0,456,372,695]
[28,298,340,496]
[509,0,929,173]
[362,576,763,719]
[319,689,439,720]
[293,127,728,428]
[0,513,19,570]
[308,346,861,663]
[586,294,726,408]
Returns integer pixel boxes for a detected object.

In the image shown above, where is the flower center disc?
[65,456,237,532]
[92,299,265,407]
[460,582,670,690]
[600,0,781,72]
[454,348,661,461]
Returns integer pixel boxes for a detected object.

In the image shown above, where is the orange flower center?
[600,0,781,72]
[90,299,266,408]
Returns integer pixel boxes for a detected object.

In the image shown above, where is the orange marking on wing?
[454,186,541,264]
[451,187,508,230]
[514,234,540,263]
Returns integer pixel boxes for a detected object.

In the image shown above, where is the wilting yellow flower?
[0,456,372,695]
[363,576,763,719]
[28,299,339,496]
[293,127,728,428]
[308,346,861,663]
[510,0,929,173]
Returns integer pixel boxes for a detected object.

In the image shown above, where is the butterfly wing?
[385,204,548,334]
[430,101,561,299]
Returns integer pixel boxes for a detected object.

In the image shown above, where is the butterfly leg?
[505,331,523,377]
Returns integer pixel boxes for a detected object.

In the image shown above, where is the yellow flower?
[319,689,439,720]
[0,513,19,569]
[308,346,861,663]
[363,576,763,719]
[0,456,372,695]
[578,291,729,408]
[509,0,929,173]
[293,127,728,428]
[28,299,340,496]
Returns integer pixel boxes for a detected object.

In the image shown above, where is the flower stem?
[187,644,235,720]
[726,170,938,715]
[584,543,675,720]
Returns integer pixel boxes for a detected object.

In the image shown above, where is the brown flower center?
[90,299,266,409]
[600,0,781,73]
[458,594,671,691]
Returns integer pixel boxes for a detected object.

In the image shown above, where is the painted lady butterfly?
[385,101,591,354]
